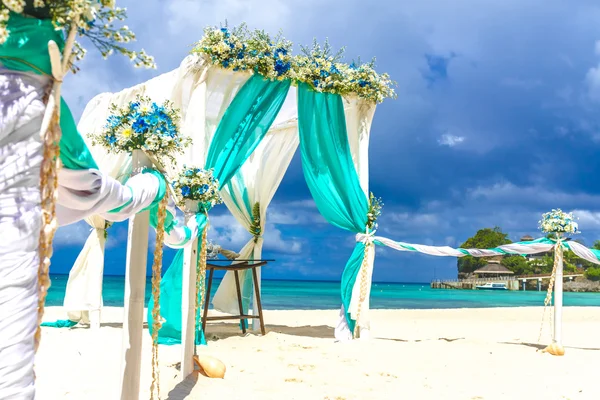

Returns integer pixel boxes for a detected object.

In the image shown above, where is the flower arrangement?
[539,209,579,235]
[367,192,383,230]
[293,38,348,94]
[0,0,155,70]
[192,24,293,80]
[88,95,191,163]
[171,165,222,212]
[191,23,396,104]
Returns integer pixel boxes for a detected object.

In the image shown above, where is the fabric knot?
[356,232,375,245]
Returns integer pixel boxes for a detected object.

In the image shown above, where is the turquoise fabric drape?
[40,319,77,328]
[0,13,98,171]
[297,83,369,334]
[147,74,291,345]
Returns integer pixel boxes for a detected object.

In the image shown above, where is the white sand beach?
[36,306,600,400]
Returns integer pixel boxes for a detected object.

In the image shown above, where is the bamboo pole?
[119,150,151,400]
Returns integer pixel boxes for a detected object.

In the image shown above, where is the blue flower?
[274,47,288,57]
[181,185,191,197]
[220,27,230,38]
[228,41,235,49]
[222,59,230,68]
[106,135,117,145]
[313,79,320,87]
[320,69,329,78]
[349,62,358,70]
[130,101,140,111]
[132,118,149,133]
[197,184,209,195]
[250,50,258,56]
[185,170,194,177]
[330,64,340,75]
[237,51,244,59]
[358,79,369,88]
[274,59,291,76]
[106,115,121,128]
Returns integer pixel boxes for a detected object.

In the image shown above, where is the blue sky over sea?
[53,0,600,283]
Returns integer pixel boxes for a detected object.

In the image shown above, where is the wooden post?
[553,249,564,346]
[119,150,151,400]
[251,266,261,331]
[181,215,198,380]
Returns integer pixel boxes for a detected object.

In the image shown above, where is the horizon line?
[49,273,431,285]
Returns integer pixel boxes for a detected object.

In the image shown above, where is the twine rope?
[538,237,562,343]
[353,230,372,338]
[194,222,209,355]
[150,191,168,400]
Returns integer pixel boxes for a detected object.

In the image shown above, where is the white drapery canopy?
[64,54,377,336]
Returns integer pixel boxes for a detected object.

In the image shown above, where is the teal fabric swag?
[148,74,291,344]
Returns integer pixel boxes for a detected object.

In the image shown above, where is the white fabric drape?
[362,235,555,258]
[335,96,377,341]
[62,66,185,323]
[212,98,300,314]
[63,54,251,322]
[0,68,48,399]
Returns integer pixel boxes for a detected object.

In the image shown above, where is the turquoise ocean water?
[46,274,600,309]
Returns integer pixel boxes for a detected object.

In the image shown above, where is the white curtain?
[335,96,377,341]
[0,68,49,399]
[62,66,184,323]
[212,90,299,316]
[63,54,253,323]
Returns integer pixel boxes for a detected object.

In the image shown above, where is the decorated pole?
[119,150,151,400]
[181,213,199,380]
[554,240,564,348]
[538,210,577,357]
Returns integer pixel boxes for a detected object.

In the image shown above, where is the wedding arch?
[46,25,396,398]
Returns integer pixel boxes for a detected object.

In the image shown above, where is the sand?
[35,306,600,400]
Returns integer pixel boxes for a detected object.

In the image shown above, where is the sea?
[46,274,600,309]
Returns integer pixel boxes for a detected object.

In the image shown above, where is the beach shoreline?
[35,306,600,399]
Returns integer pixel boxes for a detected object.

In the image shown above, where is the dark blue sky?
[53,0,600,283]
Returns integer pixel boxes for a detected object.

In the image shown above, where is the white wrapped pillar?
[181,216,199,380]
[118,150,151,400]
[0,68,48,400]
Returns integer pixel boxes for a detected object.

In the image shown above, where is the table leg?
[252,267,266,335]
[234,271,246,334]
[202,268,214,334]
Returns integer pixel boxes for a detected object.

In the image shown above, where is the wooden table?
[202,260,271,335]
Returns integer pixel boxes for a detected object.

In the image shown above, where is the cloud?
[437,133,465,147]
[50,0,600,283]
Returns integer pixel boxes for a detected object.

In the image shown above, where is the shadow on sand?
[500,341,600,351]
[204,322,334,341]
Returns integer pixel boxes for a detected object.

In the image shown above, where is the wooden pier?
[431,277,519,290]
[431,274,583,291]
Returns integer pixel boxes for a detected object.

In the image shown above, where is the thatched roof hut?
[473,260,514,276]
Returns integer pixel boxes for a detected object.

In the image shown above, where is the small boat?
[476,282,507,290]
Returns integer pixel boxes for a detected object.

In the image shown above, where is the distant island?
[456,227,600,292]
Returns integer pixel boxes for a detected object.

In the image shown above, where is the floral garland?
[191,24,396,104]
[0,0,155,70]
[367,192,383,230]
[172,165,222,211]
[539,209,579,235]
[193,24,293,80]
[88,95,191,164]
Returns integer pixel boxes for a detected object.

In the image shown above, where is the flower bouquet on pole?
[171,165,222,214]
[89,95,191,173]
